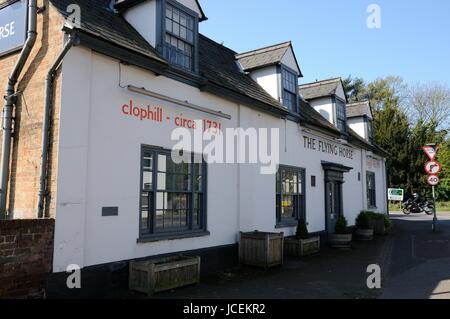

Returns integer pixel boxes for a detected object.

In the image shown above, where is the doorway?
[322,162,353,234]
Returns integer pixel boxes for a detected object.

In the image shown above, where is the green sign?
[388,188,404,201]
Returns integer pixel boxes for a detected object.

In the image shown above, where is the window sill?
[275,222,298,229]
[137,230,210,244]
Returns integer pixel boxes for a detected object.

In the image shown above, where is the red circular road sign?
[427,175,440,186]
[425,161,441,175]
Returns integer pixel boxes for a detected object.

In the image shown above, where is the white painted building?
[40,0,388,296]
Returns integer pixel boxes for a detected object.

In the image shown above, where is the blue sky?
[199,0,450,87]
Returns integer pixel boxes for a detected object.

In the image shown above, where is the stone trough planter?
[284,236,320,257]
[129,255,201,296]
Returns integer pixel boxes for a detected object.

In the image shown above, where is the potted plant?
[285,219,320,257]
[355,211,374,241]
[366,211,387,235]
[329,215,352,248]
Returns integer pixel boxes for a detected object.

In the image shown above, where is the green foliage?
[384,215,393,233]
[436,141,450,201]
[355,211,373,230]
[343,76,450,198]
[335,215,349,234]
[343,76,367,102]
[295,218,310,240]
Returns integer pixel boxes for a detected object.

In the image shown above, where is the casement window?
[366,171,377,208]
[276,166,305,226]
[140,146,206,238]
[281,68,298,112]
[367,120,375,143]
[164,2,197,72]
[335,99,347,133]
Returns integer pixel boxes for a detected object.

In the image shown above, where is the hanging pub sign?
[0,0,28,57]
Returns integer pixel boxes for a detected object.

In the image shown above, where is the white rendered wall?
[348,118,367,139]
[281,48,300,75]
[54,47,388,272]
[249,66,280,102]
[124,0,157,47]
[55,47,240,271]
[310,97,334,125]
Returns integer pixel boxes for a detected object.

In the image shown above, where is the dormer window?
[335,99,347,133]
[163,1,198,72]
[367,119,375,143]
[281,67,298,112]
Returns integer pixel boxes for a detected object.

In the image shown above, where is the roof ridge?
[299,77,342,88]
[235,41,292,59]
[346,100,370,107]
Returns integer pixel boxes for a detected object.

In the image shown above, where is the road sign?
[427,175,440,186]
[388,188,404,201]
[422,145,438,161]
[0,0,28,57]
[425,161,441,175]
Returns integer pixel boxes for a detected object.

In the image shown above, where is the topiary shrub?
[295,218,310,240]
[383,215,393,233]
[355,211,373,230]
[335,215,349,234]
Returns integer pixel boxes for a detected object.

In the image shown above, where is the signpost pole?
[432,185,437,233]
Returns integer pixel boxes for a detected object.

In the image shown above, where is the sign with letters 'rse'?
[0,0,28,56]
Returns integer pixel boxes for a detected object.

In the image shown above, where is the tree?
[436,139,450,201]
[373,101,410,191]
[407,121,446,197]
[343,76,367,103]
[407,83,450,130]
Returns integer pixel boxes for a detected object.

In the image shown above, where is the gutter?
[37,31,77,218]
[0,0,38,219]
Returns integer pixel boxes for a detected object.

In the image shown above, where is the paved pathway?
[380,212,450,299]
[114,212,450,299]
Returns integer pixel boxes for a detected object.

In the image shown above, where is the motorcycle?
[402,194,434,215]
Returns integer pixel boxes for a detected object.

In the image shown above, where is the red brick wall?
[0,219,54,298]
[0,0,65,219]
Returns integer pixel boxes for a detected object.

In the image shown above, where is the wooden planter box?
[355,229,374,241]
[329,233,353,249]
[239,231,284,269]
[129,255,200,296]
[285,236,320,257]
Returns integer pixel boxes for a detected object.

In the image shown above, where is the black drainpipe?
[0,0,38,219]
[37,32,77,218]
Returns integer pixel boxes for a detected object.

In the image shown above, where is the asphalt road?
[380,212,450,299]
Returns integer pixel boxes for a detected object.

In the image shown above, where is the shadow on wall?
[8,2,51,219]
[320,110,330,122]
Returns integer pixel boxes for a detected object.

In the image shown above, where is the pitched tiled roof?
[49,0,166,64]
[48,0,285,114]
[346,101,373,119]
[115,0,208,21]
[299,78,342,100]
[236,42,292,72]
[299,98,341,136]
[199,35,287,113]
